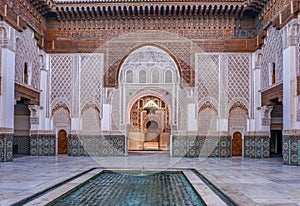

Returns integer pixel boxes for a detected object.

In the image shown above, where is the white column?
[187,103,197,131]
[0,48,15,130]
[252,52,263,132]
[283,45,296,130]
[101,104,111,131]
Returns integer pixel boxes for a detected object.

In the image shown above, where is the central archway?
[128,95,170,151]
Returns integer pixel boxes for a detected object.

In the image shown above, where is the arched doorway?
[232,132,242,156]
[128,96,170,151]
[58,130,68,154]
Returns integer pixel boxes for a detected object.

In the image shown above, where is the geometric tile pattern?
[244,136,270,158]
[172,136,231,158]
[13,136,30,155]
[30,135,56,156]
[283,135,300,165]
[0,134,13,162]
[68,135,125,157]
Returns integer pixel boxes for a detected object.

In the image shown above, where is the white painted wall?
[0,48,15,129]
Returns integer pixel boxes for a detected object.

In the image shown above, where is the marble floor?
[0,154,300,206]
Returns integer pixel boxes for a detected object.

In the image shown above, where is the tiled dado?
[68,135,126,157]
[30,135,56,156]
[283,135,300,165]
[244,136,270,158]
[172,136,231,158]
[0,134,13,162]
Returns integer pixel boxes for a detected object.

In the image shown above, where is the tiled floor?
[1,154,300,206]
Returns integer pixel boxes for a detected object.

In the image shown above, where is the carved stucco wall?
[80,54,103,114]
[261,26,283,90]
[117,46,181,129]
[15,29,41,89]
[120,46,178,84]
[196,53,251,122]
[104,31,193,87]
[49,54,103,124]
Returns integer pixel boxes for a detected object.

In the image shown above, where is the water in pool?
[47,171,206,206]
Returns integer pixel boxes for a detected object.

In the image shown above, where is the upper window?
[126,70,133,83]
[139,70,146,83]
[152,70,159,83]
[271,62,275,85]
[165,70,173,83]
[24,62,29,84]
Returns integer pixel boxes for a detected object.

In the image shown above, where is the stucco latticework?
[50,55,75,114]
[196,53,251,118]
[15,29,40,89]
[80,54,103,114]
[227,54,250,105]
[197,54,219,104]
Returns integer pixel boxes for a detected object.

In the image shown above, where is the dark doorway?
[270,130,282,156]
[270,102,283,157]
[13,99,30,156]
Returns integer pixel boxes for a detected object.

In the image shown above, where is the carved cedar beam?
[53,2,248,21]
[45,37,257,54]
[15,82,40,105]
[262,0,299,30]
[261,83,283,106]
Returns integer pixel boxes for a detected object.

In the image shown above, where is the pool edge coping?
[22,168,230,206]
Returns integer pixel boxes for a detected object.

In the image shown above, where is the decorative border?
[68,134,126,157]
[30,135,56,156]
[283,135,300,165]
[244,136,270,158]
[172,136,231,158]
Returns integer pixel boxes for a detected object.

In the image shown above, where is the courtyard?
[0,155,300,205]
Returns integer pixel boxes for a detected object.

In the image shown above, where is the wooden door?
[232,132,242,156]
[58,130,68,154]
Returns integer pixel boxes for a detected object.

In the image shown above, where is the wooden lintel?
[14,82,40,105]
[261,83,283,106]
